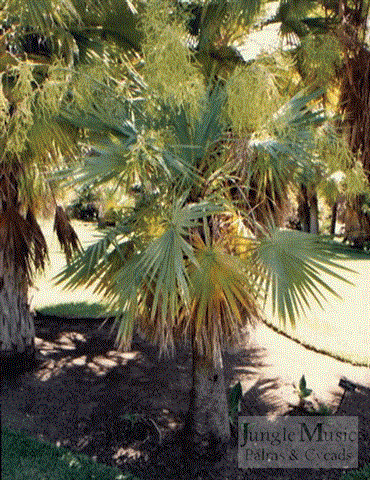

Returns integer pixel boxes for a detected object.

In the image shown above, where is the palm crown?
[57,67,352,362]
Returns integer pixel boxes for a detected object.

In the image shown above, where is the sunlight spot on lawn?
[113,447,147,462]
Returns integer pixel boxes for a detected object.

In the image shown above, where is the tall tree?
[273,0,370,237]
[0,0,84,364]
[57,0,354,443]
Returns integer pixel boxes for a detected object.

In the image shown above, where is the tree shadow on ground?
[2,316,370,480]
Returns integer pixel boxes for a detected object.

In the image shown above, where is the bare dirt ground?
[2,314,370,480]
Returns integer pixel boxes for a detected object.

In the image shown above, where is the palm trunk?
[298,185,310,233]
[0,262,35,365]
[330,202,338,236]
[186,344,230,445]
[309,191,319,235]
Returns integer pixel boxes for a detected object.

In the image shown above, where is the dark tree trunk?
[186,345,230,446]
[298,185,310,233]
[298,186,319,234]
[338,2,370,239]
[330,202,338,236]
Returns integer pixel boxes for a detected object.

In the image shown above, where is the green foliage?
[228,381,243,426]
[141,0,205,110]
[298,33,342,87]
[290,375,334,415]
[1,427,137,480]
[252,229,354,326]
[37,301,108,318]
[1,0,79,34]
[340,463,370,480]
[53,1,357,363]
[296,374,312,398]
[226,60,283,133]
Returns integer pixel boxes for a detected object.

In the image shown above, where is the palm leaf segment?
[251,229,355,327]
[248,89,326,189]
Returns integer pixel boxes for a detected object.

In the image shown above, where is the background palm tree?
[0,0,148,364]
[0,0,88,363]
[271,0,370,237]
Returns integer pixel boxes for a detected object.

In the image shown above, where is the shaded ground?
[2,315,370,480]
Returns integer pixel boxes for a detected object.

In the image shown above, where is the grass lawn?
[1,427,138,480]
[341,464,370,480]
[2,426,368,480]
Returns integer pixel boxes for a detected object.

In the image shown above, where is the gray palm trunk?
[187,344,231,444]
[0,261,35,361]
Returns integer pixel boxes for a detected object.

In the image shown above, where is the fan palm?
[0,0,90,363]
[272,0,370,237]
[0,0,147,363]
[57,71,354,444]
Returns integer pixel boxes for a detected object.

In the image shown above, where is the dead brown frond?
[0,206,48,288]
[53,205,81,262]
[26,208,48,271]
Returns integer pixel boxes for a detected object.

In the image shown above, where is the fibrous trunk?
[339,8,370,241]
[0,264,35,362]
[186,345,230,445]
[298,185,319,234]
[298,185,310,233]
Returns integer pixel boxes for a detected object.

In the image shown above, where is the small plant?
[340,462,370,480]
[120,413,162,444]
[289,375,333,415]
[67,184,99,221]
[295,375,313,405]
[228,381,243,427]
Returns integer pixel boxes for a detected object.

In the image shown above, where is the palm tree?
[0,0,147,364]
[0,0,86,364]
[57,62,353,445]
[272,0,370,237]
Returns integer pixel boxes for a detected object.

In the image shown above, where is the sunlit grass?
[341,463,370,480]
[37,301,110,319]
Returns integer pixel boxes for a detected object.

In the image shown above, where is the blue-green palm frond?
[53,227,134,300]
[163,84,226,181]
[193,84,226,150]
[246,90,326,197]
[251,89,325,166]
[250,229,355,327]
[112,199,224,350]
